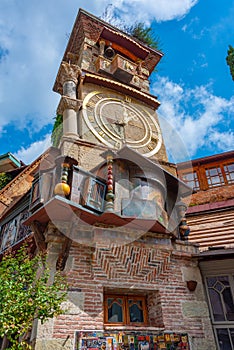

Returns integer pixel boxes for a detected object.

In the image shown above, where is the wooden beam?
[56,237,72,271]
[31,221,47,253]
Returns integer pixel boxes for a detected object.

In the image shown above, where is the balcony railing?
[29,166,107,215]
[27,163,176,236]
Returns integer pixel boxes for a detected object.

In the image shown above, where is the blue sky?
[0,0,233,164]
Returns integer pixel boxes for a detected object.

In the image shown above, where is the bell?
[104,45,115,59]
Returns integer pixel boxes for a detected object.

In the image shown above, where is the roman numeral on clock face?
[87,101,96,109]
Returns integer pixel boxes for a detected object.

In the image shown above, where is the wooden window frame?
[223,162,234,184]
[205,166,225,188]
[178,158,234,192]
[85,177,106,212]
[72,166,107,213]
[30,171,55,212]
[104,294,148,326]
[181,170,200,191]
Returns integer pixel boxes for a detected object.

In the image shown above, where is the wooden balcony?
[95,56,112,75]
[110,54,137,83]
[25,147,192,239]
[95,54,137,84]
[24,195,169,240]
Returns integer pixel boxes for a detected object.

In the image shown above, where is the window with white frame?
[224,163,234,184]
[181,171,200,191]
[205,167,225,188]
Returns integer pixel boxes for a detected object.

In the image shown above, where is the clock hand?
[122,105,129,125]
[112,112,125,140]
[122,104,139,125]
[127,111,138,123]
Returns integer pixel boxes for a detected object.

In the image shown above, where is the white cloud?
[15,134,52,164]
[153,76,234,161]
[0,1,198,129]
[110,0,198,23]
[1,1,231,165]
[181,16,208,39]
[0,0,105,134]
[208,130,234,151]
[0,0,201,157]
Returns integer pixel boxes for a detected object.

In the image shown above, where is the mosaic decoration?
[75,331,190,350]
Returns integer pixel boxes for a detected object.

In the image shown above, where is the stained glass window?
[217,328,234,350]
[206,275,234,349]
[207,276,234,321]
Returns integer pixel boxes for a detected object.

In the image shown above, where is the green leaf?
[51,114,63,147]
[226,45,234,81]
[0,244,67,348]
[0,172,12,190]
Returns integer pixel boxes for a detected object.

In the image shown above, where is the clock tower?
[23,8,212,350]
[53,8,169,170]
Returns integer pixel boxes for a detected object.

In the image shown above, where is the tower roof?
[53,8,163,93]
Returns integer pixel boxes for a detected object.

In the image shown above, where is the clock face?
[82,90,162,157]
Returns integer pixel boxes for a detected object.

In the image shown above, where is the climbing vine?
[226,45,234,81]
[0,172,12,190]
[51,114,63,148]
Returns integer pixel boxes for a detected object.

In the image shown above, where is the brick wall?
[43,233,215,349]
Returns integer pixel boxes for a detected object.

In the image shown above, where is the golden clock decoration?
[82,90,162,157]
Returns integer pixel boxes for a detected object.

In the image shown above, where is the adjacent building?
[177,151,234,349]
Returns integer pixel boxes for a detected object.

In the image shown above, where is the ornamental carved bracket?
[57,61,82,86]
[57,96,82,115]
[31,220,47,253]
[56,237,72,271]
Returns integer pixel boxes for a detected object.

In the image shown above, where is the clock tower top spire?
[53,8,163,95]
